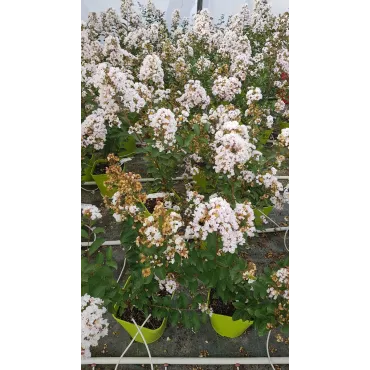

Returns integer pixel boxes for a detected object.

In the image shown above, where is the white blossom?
[81,109,107,150]
[81,295,109,358]
[81,204,102,220]
[212,76,241,101]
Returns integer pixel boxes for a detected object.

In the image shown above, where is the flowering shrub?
[81,294,109,359]
[233,258,289,335]
[81,0,289,338]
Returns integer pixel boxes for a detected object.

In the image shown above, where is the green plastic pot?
[112,277,167,344]
[112,313,167,344]
[208,292,253,338]
[253,206,274,226]
[91,159,115,197]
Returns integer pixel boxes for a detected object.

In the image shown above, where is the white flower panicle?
[212,76,242,101]
[274,99,286,113]
[81,109,107,150]
[213,121,256,177]
[103,35,135,67]
[246,87,263,105]
[81,295,109,359]
[139,54,164,87]
[251,0,273,34]
[230,53,251,81]
[195,56,212,73]
[91,63,146,126]
[177,80,210,110]
[81,204,102,220]
[277,128,289,147]
[156,273,178,294]
[185,194,254,254]
[148,108,178,152]
[208,104,242,131]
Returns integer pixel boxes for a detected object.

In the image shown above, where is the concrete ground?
[81,186,289,370]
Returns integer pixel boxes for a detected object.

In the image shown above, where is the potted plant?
[81,204,123,358]
[233,257,289,336]
[103,157,208,342]
[182,191,258,338]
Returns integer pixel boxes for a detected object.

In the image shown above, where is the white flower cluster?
[208,105,242,131]
[213,121,255,177]
[276,267,289,285]
[256,168,286,210]
[81,294,109,359]
[148,108,178,152]
[246,87,263,105]
[171,57,189,80]
[102,35,135,67]
[157,274,178,294]
[177,80,210,110]
[266,115,274,129]
[185,194,249,254]
[277,128,289,147]
[191,9,214,41]
[250,0,273,34]
[267,267,289,300]
[139,54,164,87]
[199,302,213,317]
[212,76,242,101]
[274,99,286,113]
[111,191,140,222]
[195,56,212,73]
[91,63,146,126]
[230,53,252,81]
[234,202,256,237]
[215,30,251,60]
[81,204,102,220]
[81,109,107,150]
[183,153,202,176]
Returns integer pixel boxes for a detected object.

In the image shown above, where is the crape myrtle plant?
[104,155,210,330]
[80,0,289,338]
[81,204,123,312]
[233,257,289,335]
[81,0,289,195]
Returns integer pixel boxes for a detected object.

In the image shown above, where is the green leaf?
[95,252,104,265]
[91,285,106,298]
[169,310,180,326]
[81,229,89,239]
[189,280,198,294]
[155,267,166,280]
[193,171,207,191]
[106,246,113,260]
[88,238,105,256]
[93,227,105,234]
[193,123,200,136]
[106,260,118,270]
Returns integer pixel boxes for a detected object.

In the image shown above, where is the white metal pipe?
[82,357,288,365]
[82,175,289,186]
[81,240,122,247]
[81,227,289,247]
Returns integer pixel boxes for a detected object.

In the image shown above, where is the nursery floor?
[81,188,289,370]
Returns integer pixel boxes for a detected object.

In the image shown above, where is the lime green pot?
[91,159,115,197]
[112,277,167,344]
[253,206,273,226]
[112,313,167,344]
[208,292,253,338]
